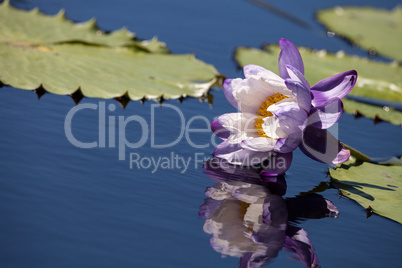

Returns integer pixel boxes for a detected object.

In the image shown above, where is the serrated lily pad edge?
[0,77,222,107]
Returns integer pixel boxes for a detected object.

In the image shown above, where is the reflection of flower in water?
[199,158,338,268]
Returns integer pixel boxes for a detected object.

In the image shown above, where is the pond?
[0,0,401,267]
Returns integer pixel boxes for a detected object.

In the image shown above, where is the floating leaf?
[0,1,219,101]
[317,6,402,62]
[330,159,402,224]
[0,0,167,52]
[342,98,402,125]
[234,45,402,123]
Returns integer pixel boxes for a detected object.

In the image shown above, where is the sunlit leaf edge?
[316,6,402,62]
[342,98,402,126]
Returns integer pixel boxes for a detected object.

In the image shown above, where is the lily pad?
[330,159,402,224]
[234,45,402,123]
[0,0,168,52]
[317,6,402,62]
[342,98,402,126]
[0,0,219,101]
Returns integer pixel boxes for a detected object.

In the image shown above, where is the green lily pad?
[342,98,402,125]
[0,1,219,101]
[0,0,167,52]
[317,6,402,62]
[330,159,402,224]
[234,45,402,124]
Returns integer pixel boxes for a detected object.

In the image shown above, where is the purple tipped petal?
[285,79,312,112]
[333,146,351,164]
[274,104,308,135]
[299,126,350,165]
[278,38,304,79]
[310,70,357,107]
[260,152,293,176]
[210,113,256,143]
[244,64,268,78]
[274,132,302,153]
[222,79,239,110]
[286,65,310,90]
[213,141,272,166]
[308,98,343,129]
[210,118,231,140]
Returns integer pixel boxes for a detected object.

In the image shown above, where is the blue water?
[1,0,401,267]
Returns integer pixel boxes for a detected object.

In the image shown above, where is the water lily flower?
[211,38,357,175]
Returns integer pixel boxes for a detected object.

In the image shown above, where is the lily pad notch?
[0,0,221,106]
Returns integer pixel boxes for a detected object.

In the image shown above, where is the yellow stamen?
[255,93,288,137]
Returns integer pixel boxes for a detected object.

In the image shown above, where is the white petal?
[240,137,276,152]
[244,65,283,83]
[266,79,292,97]
[267,99,299,114]
[262,116,288,139]
[232,77,274,114]
[219,113,259,144]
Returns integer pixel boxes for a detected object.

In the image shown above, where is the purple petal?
[285,79,312,112]
[274,132,302,153]
[278,38,304,79]
[222,79,239,109]
[213,141,272,166]
[286,65,310,90]
[299,126,350,165]
[333,146,351,164]
[308,98,343,129]
[210,118,231,140]
[260,152,293,176]
[274,104,308,135]
[310,70,357,107]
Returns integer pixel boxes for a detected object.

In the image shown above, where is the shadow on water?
[199,158,339,268]
[331,179,396,201]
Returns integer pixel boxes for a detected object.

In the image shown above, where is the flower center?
[255,93,288,137]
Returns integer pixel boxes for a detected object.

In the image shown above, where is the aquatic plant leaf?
[317,6,402,62]
[234,46,402,124]
[330,160,402,224]
[0,0,167,52]
[342,99,402,125]
[0,1,219,101]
